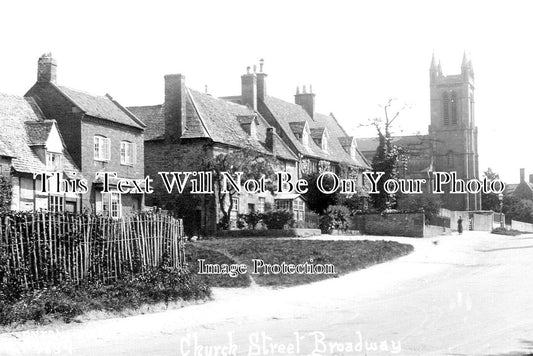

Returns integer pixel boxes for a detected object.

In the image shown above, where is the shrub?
[262,210,294,230]
[238,211,263,230]
[491,227,521,236]
[319,205,350,234]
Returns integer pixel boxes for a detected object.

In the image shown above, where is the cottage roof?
[0,92,79,174]
[261,96,369,168]
[128,89,298,162]
[56,86,145,129]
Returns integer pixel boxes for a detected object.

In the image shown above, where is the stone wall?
[350,213,425,238]
[511,220,533,233]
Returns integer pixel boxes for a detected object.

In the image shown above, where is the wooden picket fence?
[0,212,185,289]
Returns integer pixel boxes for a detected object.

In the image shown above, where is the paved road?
[2,232,533,356]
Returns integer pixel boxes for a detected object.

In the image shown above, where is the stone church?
[357,53,481,211]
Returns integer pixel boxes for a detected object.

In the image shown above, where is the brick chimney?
[265,127,275,153]
[295,85,315,119]
[241,66,257,111]
[520,168,525,183]
[164,74,187,140]
[37,53,57,84]
[257,58,267,102]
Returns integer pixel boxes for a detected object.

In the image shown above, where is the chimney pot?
[259,58,264,72]
[520,168,525,183]
[37,53,57,84]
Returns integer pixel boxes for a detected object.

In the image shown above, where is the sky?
[0,0,531,182]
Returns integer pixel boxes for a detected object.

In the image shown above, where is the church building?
[357,53,481,211]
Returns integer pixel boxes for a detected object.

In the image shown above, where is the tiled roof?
[262,96,369,168]
[289,121,307,135]
[128,88,297,161]
[127,105,165,140]
[310,127,326,139]
[25,121,54,146]
[0,93,79,174]
[57,86,145,129]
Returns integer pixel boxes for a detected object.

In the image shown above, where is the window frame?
[46,151,63,171]
[94,135,110,162]
[120,140,136,166]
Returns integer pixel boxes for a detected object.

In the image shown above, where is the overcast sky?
[0,0,531,182]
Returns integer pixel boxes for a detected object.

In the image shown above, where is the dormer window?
[350,141,357,160]
[46,152,62,171]
[322,135,328,152]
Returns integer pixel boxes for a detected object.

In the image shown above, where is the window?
[442,92,449,125]
[446,151,454,167]
[293,199,305,221]
[258,197,266,213]
[102,192,122,218]
[231,197,239,211]
[451,91,458,124]
[46,152,62,171]
[94,136,110,161]
[120,141,135,165]
[275,199,291,211]
[49,195,64,212]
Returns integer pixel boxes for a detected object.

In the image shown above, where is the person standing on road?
[457,216,463,234]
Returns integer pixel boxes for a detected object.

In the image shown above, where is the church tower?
[428,53,481,211]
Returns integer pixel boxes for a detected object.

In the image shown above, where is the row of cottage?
[0,54,370,233]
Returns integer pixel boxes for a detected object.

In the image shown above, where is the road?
[1,231,533,356]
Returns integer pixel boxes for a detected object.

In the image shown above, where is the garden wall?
[349,213,425,238]
[511,220,533,232]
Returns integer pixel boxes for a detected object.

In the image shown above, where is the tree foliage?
[301,170,340,215]
[201,148,276,230]
[481,168,503,212]
[366,99,407,211]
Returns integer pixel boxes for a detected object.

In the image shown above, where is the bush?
[238,211,263,230]
[262,210,294,230]
[491,227,521,236]
[319,205,350,234]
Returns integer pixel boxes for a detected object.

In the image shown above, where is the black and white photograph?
[0,1,532,355]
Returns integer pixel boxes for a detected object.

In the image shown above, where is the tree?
[301,171,340,215]
[202,148,276,230]
[503,196,533,224]
[366,99,407,211]
[481,168,503,212]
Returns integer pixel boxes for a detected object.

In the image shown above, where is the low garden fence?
[0,212,184,289]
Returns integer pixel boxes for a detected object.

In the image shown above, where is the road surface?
[1,231,533,356]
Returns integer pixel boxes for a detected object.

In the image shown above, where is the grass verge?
[0,267,211,328]
[186,238,413,287]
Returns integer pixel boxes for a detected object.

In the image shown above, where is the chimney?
[241,66,257,111]
[294,84,315,119]
[257,58,267,102]
[529,174,533,184]
[164,74,187,141]
[265,127,275,153]
[520,168,525,183]
[37,53,57,84]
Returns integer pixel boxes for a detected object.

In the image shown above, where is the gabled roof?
[261,96,369,168]
[0,92,79,174]
[128,88,298,161]
[56,86,145,130]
